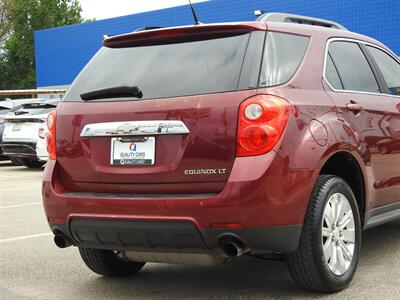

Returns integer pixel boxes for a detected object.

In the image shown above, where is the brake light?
[38,127,45,139]
[46,110,57,160]
[237,95,291,157]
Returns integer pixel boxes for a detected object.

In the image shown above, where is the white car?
[2,99,59,168]
[36,124,49,162]
[0,99,39,153]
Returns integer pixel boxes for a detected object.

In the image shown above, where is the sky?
[79,0,209,20]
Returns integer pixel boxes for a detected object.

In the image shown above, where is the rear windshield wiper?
[14,111,29,115]
[80,86,143,101]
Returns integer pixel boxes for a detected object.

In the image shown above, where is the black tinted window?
[64,34,250,101]
[328,41,380,93]
[259,32,309,87]
[367,46,400,96]
[325,54,343,89]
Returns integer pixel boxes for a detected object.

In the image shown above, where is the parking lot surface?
[1,161,399,300]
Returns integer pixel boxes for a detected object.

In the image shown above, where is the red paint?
[104,22,266,47]
[42,21,400,234]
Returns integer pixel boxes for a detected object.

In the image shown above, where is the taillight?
[38,127,46,139]
[46,110,57,160]
[237,95,291,157]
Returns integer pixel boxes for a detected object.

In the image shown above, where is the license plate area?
[111,137,155,166]
[12,123,22,131]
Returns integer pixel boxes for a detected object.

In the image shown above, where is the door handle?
[346,100,363,114]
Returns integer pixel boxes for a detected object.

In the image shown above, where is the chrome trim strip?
[322,37,400,99]
[80,120,190,137]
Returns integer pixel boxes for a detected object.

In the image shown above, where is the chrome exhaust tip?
[219,236,250,257]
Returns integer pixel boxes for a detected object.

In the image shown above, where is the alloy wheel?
[322,193,356,276]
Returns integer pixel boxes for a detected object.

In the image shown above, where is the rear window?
[22,102,58,109]
[13,107,56,116]
[259,32,310,87]
[325,54,344,89]
[64,33,251,101]
[327,41,380,93]
[13,102,59,116]
[366,46,400,96]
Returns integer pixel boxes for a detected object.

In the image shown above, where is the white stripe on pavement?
[0,233,52,243]
[1,187,41,192]
[0,202,42,209]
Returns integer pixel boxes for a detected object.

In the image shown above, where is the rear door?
[364,44,400,205]
[56,28,265,193]
[323,39,400,208]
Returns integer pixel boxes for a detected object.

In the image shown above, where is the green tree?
[0,0,84,90]
[0,0,11,45]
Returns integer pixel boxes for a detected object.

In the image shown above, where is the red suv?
[42,13,400,293]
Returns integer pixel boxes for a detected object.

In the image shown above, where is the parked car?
[36,124,49,162]
[2,99,59,168]
[42,13,400,293]
[0,99,38,162]
[0,102,13,160]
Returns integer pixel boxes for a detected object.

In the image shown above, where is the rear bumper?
[1,142,37,158]
[52,219,302,254]
[43,151,317,254]
[35,139,48,162]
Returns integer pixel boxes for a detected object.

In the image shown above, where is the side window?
[367,46,400,96]
[259,32,309,87]
[327,41,380,93]
[325,54,344,89]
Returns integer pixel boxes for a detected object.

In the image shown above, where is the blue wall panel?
[34,0,400,87]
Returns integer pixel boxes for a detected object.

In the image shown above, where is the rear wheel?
[19,158,45,169]
[9,157,23,165]
[287,175,361,293]
[79,248,146,277]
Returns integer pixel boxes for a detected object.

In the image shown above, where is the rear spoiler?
[104,22,266,48]
[0,103,14,110]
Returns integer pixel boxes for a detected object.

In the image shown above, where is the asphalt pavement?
[1,160,399,299]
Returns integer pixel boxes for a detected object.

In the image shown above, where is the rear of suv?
[42,13,400,292]
[2,99,59,168]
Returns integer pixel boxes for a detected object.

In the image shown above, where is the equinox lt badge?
[184,169,227,175]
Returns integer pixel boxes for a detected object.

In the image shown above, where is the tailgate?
[3,119,43,143]
[56,90,257,190]
[54,26,265,193]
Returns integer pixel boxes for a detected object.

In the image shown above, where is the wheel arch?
[317,149,367,225]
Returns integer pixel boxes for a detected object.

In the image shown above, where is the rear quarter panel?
[259,30,372,212]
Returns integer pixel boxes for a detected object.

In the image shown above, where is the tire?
[9,157,23,165]
[20,159,45,169]
[79,248,146,277]
[287,175,361,293]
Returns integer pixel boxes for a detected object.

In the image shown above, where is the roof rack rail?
[256,12,348,31]
[135,26,164,32]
